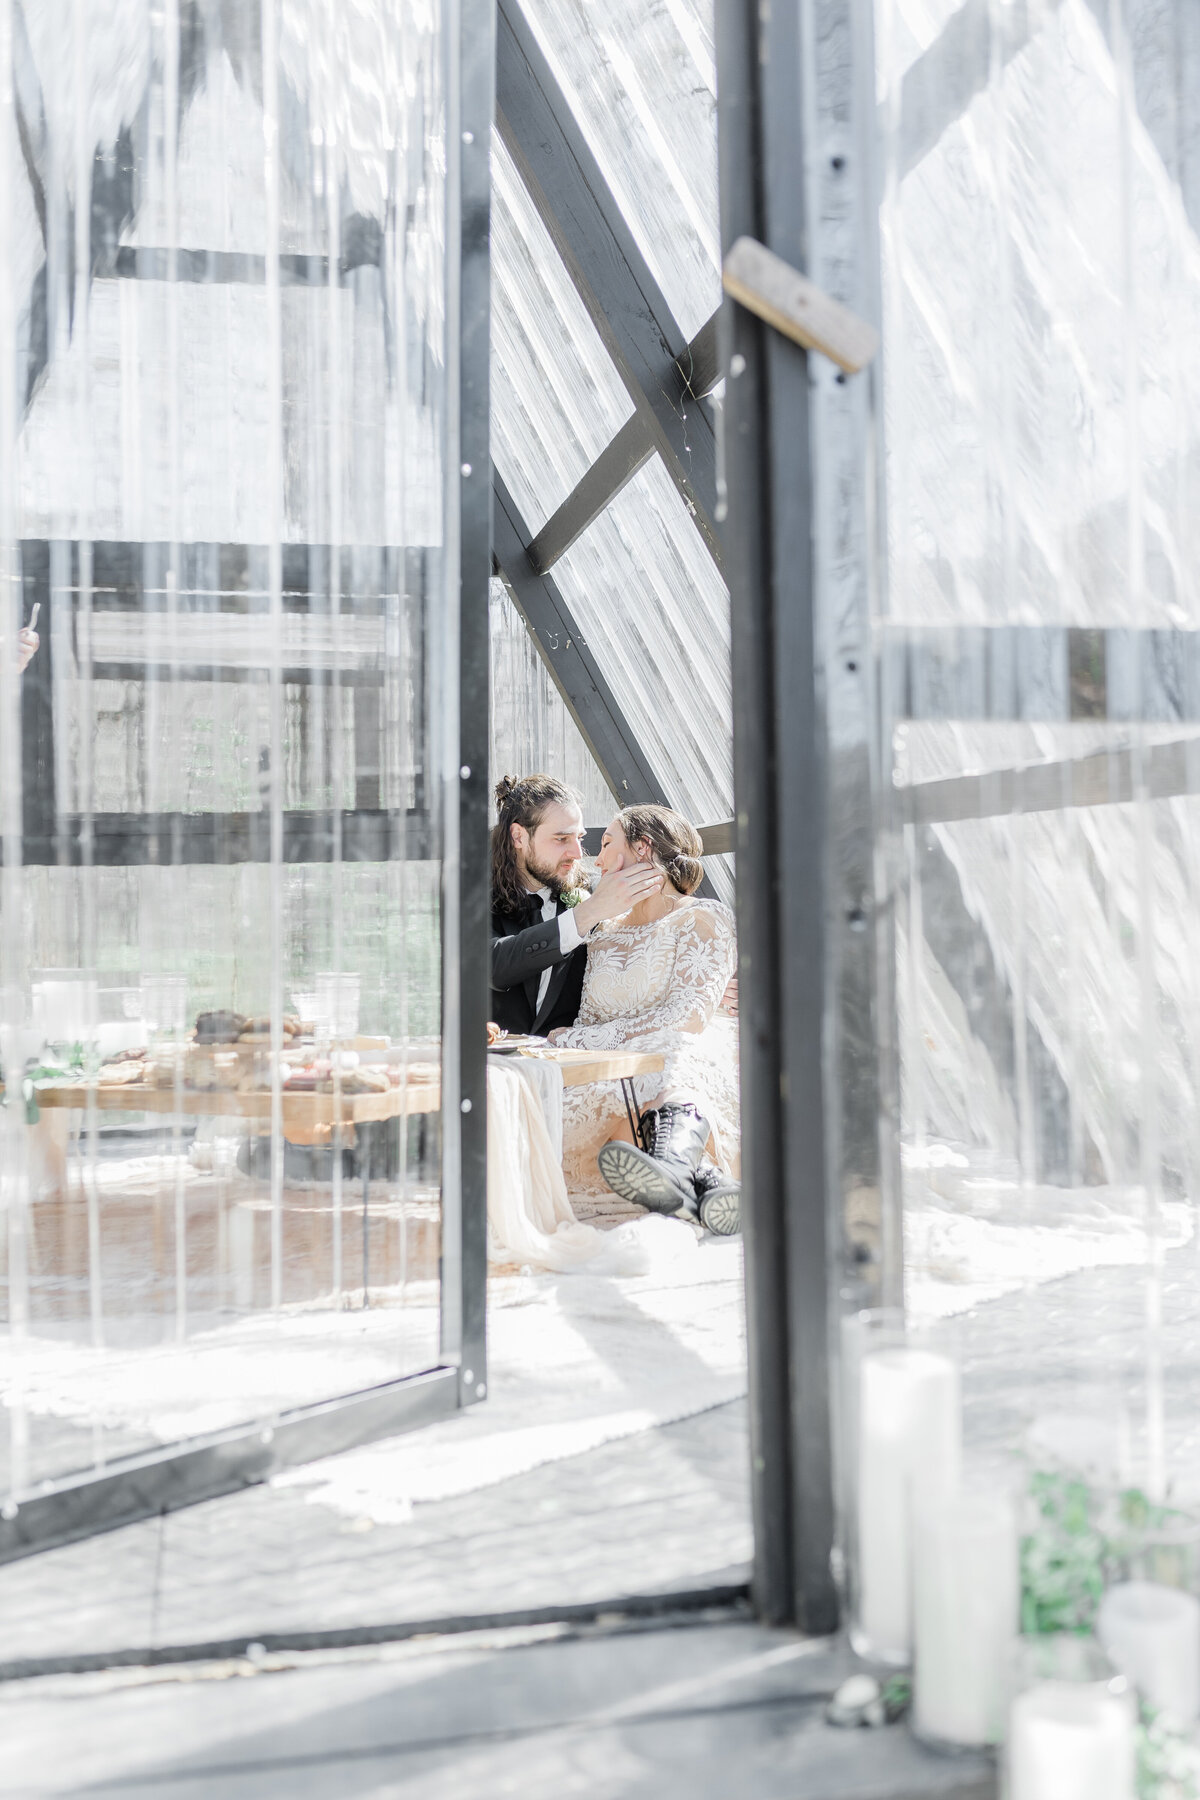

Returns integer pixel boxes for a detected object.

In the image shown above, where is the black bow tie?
[517,891,548,919]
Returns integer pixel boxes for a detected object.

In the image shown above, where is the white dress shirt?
[533,886,585,1017]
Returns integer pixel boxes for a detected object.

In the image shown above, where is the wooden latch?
[722,236,879,375]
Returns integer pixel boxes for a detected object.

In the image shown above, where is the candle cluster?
[845,1317,1200,1793]
[853,1336,1019,1748]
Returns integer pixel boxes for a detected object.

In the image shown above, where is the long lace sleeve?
[561,901,737,1050]
[650,905,736,1034]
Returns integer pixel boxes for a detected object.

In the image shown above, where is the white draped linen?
[485,1057,694,1275]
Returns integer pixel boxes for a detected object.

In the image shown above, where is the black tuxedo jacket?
[490,895,587,1036]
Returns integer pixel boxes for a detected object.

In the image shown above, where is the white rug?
[273,1235,747,1524]
[0,1305,440,1448]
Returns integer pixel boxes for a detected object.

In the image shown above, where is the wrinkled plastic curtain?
[0,0,450,1501]
[877,0,1200,1491]
[488,0,735,863]
[488,579,615,823]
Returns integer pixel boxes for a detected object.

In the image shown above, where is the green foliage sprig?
[1021,1470,1108,1636]
[1021,1471,1200,1799]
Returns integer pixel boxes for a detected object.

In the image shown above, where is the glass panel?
[552,455,733,878]
[491,130,634,531]
[520,0,720,341]
[0,3,452,1498]
[878,0,1200,630]
[872,0,1200,1528]
[489,578,615,823]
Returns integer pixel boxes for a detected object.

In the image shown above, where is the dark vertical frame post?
[443,0,495,1403]
[719,0,890,1630]
[717,0,833,1633]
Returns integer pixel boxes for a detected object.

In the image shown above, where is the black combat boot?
[597,1102,711,1215]
[691,1159,742,1237]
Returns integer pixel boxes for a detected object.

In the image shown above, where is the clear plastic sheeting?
[0,2,453,1503]
[553,454,733,849]
[877,0,971,95]
[489,579,615,824]
[519,0,720,342]
[874,0,1200,1500]
[879,0,1200,629]
[491,130,634,531]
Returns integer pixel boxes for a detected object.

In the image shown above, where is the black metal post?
[450,0,495,1408]
[716,0,839,1633]
[18,541,55,860]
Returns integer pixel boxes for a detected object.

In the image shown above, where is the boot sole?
[597,1141,692,1215]
[698,1189,741,1236]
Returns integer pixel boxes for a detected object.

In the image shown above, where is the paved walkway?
[0,1615,994,1799]
[0,1399,751,1671]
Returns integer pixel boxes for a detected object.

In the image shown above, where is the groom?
[489,773,661,1035]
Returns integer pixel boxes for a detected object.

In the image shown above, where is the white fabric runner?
[485,1057,695,1276]
[496,1051,563,1162]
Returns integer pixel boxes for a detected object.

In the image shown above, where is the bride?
[552,805,741,1237]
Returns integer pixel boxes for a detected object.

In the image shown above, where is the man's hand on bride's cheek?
[571,861,663,933]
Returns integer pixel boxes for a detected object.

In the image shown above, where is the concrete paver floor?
[0,1615,995,1799]
[0,1399,752,1672]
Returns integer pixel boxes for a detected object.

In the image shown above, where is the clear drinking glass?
[30,970,99,1059]
[314,971,361,1043]
[139,975,188,1041]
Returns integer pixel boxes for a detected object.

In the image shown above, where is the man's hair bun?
[491,774,582,913]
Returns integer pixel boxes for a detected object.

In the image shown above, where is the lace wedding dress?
[554,900,741,1198]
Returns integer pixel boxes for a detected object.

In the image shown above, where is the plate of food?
[486,1023,550,1053]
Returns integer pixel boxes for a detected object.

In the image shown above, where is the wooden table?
[32,1080,440,1126]
[32,1048,666,1297]
[500,1048,665,1140]
[32,1048,665,1126]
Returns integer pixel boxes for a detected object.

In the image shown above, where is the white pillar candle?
[1097,1580,1200,1724]
[913,1493,1019,1746]
[1008,1681,1136,1800]
[856,1345,961,1660]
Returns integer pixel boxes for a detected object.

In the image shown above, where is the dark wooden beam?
[9,808,437,868]
[526,304,722,575]
[679,309,722,400]
[496,0,722,571]
[493,471,665,807]
[527,413,655,574]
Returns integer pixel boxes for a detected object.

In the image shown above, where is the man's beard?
[523,850,579,899]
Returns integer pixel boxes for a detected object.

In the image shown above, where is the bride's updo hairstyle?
[492,773,580,912]
[616,805,704,895]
